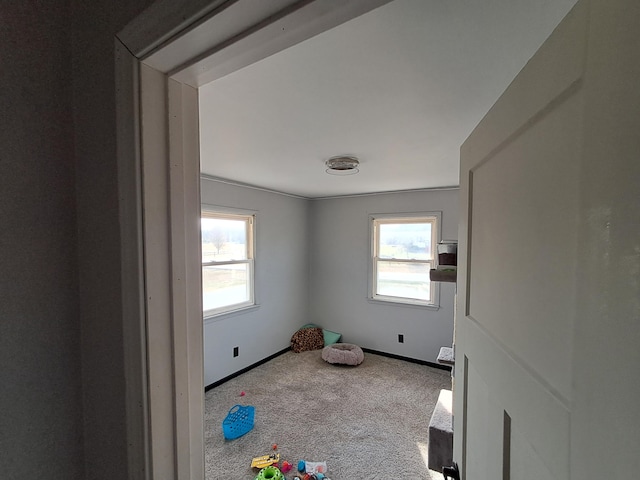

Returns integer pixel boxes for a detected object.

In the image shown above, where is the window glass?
[378,222,432,260]
[202,264,251,312]
[201,211,254,317]
[201,217,248,261]
[375,261,431,302]
[372,214,439,307]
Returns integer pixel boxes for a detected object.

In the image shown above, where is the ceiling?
[199,0,577,199]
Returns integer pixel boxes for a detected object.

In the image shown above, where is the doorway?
[116,2,396,478]
[115,0,580,478]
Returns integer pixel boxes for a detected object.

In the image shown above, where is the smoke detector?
[325,155,360,175]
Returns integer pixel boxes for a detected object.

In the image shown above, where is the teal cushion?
[322,329,342,345]
[300,323,342,346]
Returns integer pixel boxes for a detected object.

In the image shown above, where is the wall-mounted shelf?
[429,269,457,283]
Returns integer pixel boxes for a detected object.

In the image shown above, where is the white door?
[454,0,640,479]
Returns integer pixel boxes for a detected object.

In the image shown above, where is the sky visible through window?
[201,216,252,314]
[378,222,432,260]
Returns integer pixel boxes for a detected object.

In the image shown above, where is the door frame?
[115,1,393,478]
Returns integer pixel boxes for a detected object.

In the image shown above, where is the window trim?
[369,212,442,309]
[201,205,256,319]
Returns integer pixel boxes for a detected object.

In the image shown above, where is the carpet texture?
[205,350,452,479]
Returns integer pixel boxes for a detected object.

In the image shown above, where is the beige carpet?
[204,349,452,479]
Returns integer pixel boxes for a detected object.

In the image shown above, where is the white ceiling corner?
[198,0,578,198]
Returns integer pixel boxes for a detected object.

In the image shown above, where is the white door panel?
[458,319,570,480]
[456,0,640,478]
[511,427,555,480]
[464,360,504,480]
[468,89,582,400]
[455,3,587,479]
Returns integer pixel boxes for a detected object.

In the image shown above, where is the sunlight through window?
[417,441,430,469]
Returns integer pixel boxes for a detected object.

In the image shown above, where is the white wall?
[309,189,459,363]
[201,178,310,385]
[201,184,458,382]
[0,2,83,478]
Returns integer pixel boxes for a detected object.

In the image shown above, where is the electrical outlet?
[233,346,239,357]
[398,334,404,343]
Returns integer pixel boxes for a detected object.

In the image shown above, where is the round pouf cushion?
[322,343,364,366]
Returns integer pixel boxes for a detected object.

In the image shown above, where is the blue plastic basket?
[222,404,255,440]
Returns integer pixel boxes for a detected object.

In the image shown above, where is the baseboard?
[205,346,450,391]
[205,346,291,391]
[361,348,452,372]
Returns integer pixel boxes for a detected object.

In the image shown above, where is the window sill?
[367,297,440,311]
[204,303,260,324]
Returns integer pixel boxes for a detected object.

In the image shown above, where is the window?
[201,210,255,317]
[371,213,440,307]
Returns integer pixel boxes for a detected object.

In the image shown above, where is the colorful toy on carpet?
[304,461,327,474]
[251,453,280,469]
[254,465,284,480]
[296,459,329,479]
